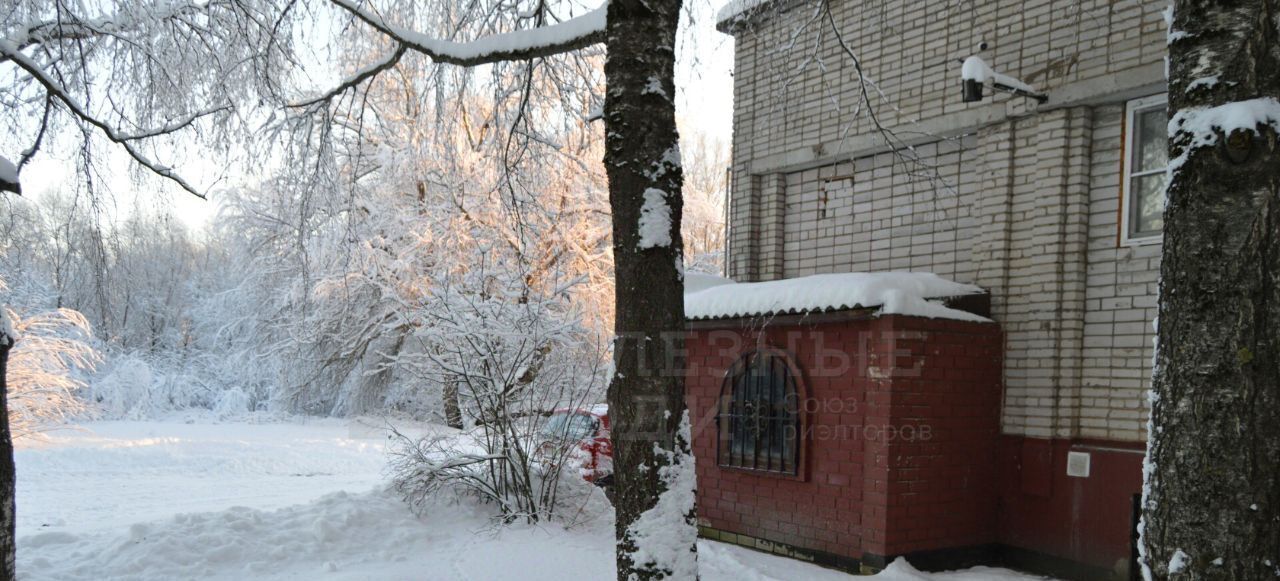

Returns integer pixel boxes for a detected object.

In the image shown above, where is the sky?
[14,0,736,233]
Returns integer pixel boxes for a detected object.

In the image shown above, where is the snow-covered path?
[15,419,1047,581]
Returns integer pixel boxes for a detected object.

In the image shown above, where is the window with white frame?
[1122,94,1169,244]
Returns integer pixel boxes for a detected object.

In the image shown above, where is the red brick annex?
[683,273,1143,580]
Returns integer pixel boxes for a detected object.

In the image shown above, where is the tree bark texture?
[603,0,697,578]
[0,329,16,579]
[443,380,463,429]
[1142,0,1280,578]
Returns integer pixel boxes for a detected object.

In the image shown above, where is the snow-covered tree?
[3,0,698,576]
[681,131,728,275]
[388,250,608,523]
[0,0,297,197]
[3,304,100,438]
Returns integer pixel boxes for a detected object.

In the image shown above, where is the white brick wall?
[779,137,978,281]
[723,0,1167,442]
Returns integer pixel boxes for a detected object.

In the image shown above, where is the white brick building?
[714,0,1169,576]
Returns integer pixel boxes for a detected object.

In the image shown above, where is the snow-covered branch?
[0,45,213,198]
[3,306,101,439]
[328,0,606,67]
[0,0,232,62]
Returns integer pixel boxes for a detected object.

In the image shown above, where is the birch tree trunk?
[604,0,698,578]
[1141,0,1280,577]
[0,323,16,579]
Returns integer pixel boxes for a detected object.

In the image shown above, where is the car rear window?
[540,412,598,441]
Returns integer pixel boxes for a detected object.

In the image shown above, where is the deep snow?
[16,419,1050,580]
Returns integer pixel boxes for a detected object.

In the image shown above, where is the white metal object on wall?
[1067,451,1092,478]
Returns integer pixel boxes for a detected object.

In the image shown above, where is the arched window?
[718,350,800,474]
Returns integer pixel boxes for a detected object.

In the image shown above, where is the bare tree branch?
[289,44,407,109]
[18,95,54,171]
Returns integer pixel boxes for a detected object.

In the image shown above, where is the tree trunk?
[603,0,698,578]
[0,319,16,579]
[1141,1,1280,578]
[442,380,463,429]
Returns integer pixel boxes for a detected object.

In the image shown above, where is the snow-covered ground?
[16,418,394,537]
[15,419,1048,580]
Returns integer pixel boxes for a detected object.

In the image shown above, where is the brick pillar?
[1048,107,1092,438]
[1023,107,1092,439]
[757,173,786,280]
[987,107,1093,439]
[726,171,785,282]
[727,171,759,281]
[972,122,1016,314]
[860,316,1003,565]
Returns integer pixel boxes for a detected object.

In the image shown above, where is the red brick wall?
[686,314,1003,562]
[868,316,1003,557]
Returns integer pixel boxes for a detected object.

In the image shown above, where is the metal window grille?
[717,351,799,474]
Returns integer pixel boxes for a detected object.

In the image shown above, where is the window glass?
[1132,173,1166,236]
[541,412,598,442]
[1135,108,1168,172]
[1125,97,1168,242]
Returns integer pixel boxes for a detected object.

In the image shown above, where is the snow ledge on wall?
[684,272,990,322]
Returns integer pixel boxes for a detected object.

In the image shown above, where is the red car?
[538,405,612,484]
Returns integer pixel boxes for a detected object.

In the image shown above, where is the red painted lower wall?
[996,436,1145,576]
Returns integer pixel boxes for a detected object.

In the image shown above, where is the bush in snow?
[212,387,253,419]
[88,355,156,419]
[2,304,100,438]
[388,253,609,524]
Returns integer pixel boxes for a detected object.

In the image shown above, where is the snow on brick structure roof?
[715,0,778,30]
[0,155,18,194]
[0,156,16,185]
[684,272,990,322]
[684,272,735,294]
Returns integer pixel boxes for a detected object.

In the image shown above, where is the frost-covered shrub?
[212,387,252,419]
[388,418,605,525]
[388,257,609,524]
[89,355,156,419]
[86,349,281,420]
[3,305,101,438]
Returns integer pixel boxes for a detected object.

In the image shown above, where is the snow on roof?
[684,272,735,294]
[684,272,990,322]
[0,155,17,186]
[716,0,776,29]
